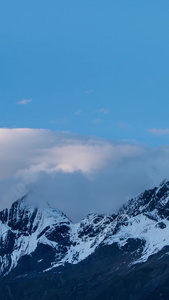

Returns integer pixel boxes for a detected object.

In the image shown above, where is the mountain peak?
[159,178,167,186]
[119,179,169,219]
[1,180,169,278]
[9,193,71,222]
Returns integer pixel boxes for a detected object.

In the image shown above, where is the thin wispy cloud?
[84,89,94,94]
[96,108,110,114]
[74,109,82,116]
[117,122,130,130]
[17,99,32,105]
[93,118,102,124]
[148,128,169,135]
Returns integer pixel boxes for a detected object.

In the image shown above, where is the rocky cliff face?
[1,180,169,278]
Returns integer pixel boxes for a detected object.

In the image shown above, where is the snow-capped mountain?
[1,180,169,278]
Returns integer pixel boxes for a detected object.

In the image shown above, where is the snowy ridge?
[1,180,169,276]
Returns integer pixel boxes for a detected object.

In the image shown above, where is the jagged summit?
[1,180,169,278]
[120,179,169,218]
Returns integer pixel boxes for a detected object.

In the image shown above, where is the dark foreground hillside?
[1,243,169,300]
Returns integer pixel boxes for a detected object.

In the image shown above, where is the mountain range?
[1,180,169,299]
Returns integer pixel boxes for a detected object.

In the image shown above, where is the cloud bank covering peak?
[0,128,169,221]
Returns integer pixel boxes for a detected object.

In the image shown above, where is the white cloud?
[92,118,102,124]
[84,89,94,94]
[117,122,130,130]
[0,128,169,221]
[148,128,169,135]
[17,99,32,105]
[0,128,141,180]
[96,108,109,114]
[74,109,82,116]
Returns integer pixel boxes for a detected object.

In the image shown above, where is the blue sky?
[1,0,169,146]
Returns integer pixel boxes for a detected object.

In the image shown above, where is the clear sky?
[1,1,169,220]
[1,0,169,146]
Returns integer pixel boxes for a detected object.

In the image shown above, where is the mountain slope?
[1,180,169,299]
[1,180,169,277]
[1,244,169,300]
